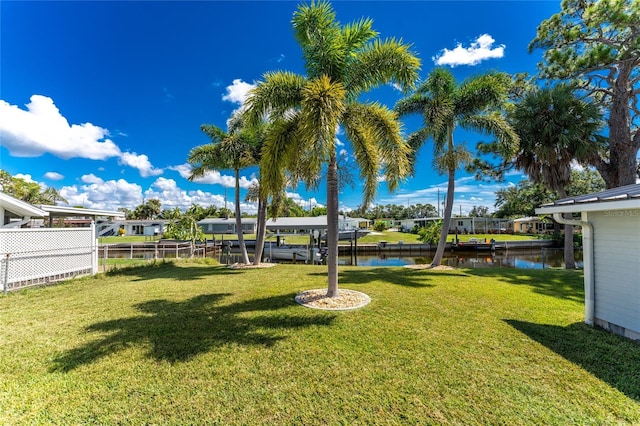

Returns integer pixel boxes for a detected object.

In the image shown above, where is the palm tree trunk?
[326,151,339,297]
[431,168,455,267]
[235,169,250,264]
[557,187,575,269]
[253,189,268,265]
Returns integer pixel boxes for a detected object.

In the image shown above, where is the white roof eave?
[536,198,640,214]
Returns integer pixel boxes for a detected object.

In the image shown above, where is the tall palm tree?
[245,0,420,297]
[395,68,518,267]
[509,83,603,268]
[188,122,257,265]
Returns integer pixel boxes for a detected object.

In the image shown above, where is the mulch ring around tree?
[295,289,371,311]
[227,263,277,269]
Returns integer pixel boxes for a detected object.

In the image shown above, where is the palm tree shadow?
[106,261,240,281]
[506,320,640,400]
[332,267,440,288]
[52,292,335,372]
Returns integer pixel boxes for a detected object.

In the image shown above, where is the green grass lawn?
[2,261,638,424]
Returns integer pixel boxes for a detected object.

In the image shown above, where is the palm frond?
[461,112,519,157]
[293,1,345,79]
[199,124,227,143]
[343,108,379,208]
[243,71,306,125]
[299,75,346,157]
[292,0,337,47]
[433,144,473,174]
[346,38,421,96]
[260,117,300,198]
[394,94,428,116]
[455,72,511,114]
[342,17,377,52]
[419,67,455,96]
[346,102,410,193]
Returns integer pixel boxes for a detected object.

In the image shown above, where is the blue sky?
[0,1,560,215]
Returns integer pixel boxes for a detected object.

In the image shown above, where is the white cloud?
[433,34,505,67]
[0,95,163,178]
[57,176,242,212]
[377,175,515,216]
[59,178,144,210]
[222,79,256,106]
[168,163,257,189]
[119,152,163,178]
[14,173,35,183]
[0,95,120,160]
[81,173,104,184]
[286,192,323,209]
[144,178,239,212]
[44,171,64,180]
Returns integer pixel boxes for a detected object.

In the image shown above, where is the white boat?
[265,244,319,261]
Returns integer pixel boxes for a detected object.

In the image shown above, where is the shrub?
[373,221,388,232]
[418,220,441,245]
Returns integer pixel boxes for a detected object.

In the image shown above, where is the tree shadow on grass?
[506,320,640,400]
[106,261,240,282]
[307,267,449,288]
[463,268,584,302]
[51,292,335,372]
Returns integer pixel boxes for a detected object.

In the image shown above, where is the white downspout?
[553,212,595,326]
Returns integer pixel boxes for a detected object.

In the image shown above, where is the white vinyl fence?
[0,224,97,292]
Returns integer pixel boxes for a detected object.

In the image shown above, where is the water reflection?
[339,249,583,269]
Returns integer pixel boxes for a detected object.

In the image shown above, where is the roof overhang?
[39,205,126,219]
[536,198,640,215]
[0,192,49,218]
[536,183,640,215]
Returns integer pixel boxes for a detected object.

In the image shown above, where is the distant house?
[512,216,554,234]
[197,215,369,236]
[198,218,257,234]
[536,183,640,341]
[107,220,171,237]
[398,217,513,234]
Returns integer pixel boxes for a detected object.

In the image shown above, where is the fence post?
[2,253,10,294]
[91,222,98,275]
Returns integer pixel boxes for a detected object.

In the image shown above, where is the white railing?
[0,224,97,293]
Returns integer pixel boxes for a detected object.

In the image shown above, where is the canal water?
[339,248,583,269]
[219,248,583,269]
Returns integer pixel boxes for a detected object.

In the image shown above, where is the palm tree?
[509,83,603,268]
[188,122,257,265]
[395,68,518,266]
[245,0,420,297]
